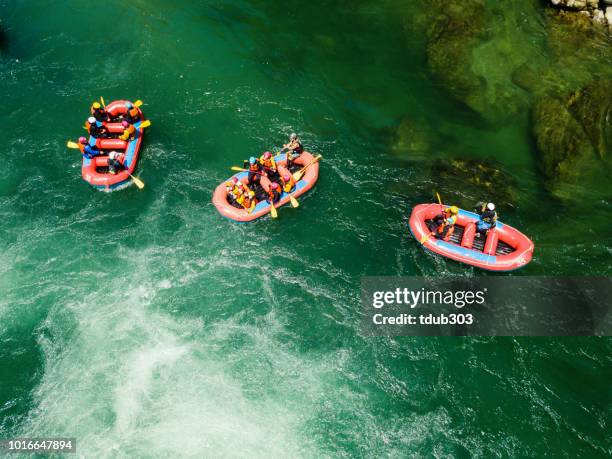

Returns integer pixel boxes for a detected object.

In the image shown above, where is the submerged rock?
[431,157,517,207]
[389,117,433,157]
[424,0,540,123]
[532,79,612,196]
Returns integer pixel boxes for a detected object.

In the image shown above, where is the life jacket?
[249,162,260,172]
[282,176,295,193]
[436,214,456,234]
[92,108,107,121]
[260,155,276,170]
[481,210,497,225]
[128,107,139,119]
[83,144,99,158]
[119,124,136,141]
[292,141,303,154]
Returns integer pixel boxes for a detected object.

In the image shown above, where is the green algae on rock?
[532,79,612,197]
[431,157,518,208]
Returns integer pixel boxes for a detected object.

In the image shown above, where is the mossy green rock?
[431,157,517,208]
[532,79,612,195]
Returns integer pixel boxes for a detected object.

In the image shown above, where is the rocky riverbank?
[550,0,612,29]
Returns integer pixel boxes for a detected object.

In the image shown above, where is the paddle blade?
[436,192,442,205]
[419,233,432,244]
[130,174,145,190]
[270,204,278,218]
[289,195,299,208]
[140,120,151,128]
[134,100,143,107]
[231,166,247,172]
[67,141,80,149]
[100,96,106,108]
[292,154,322,181]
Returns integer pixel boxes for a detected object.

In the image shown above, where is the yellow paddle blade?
[436,192,442,205]
[83,126,88,130]
[292,154,322,181]
[419,233,432,244]
[67,141,80,149]
[134,100,143,107]
[270,204,278,218]
[129,174,145,190]
[100,96,106,108]
[231,166,247,172]
[289,195,299,208]
[140,120,151,128]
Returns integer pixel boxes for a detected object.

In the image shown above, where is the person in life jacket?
[476,202,497,236]
[244,156,262,185]
[280,173,296,193]
[283,133,303,156]
[78,136,101,159]
[108,151,126,175]
[87,116,107,138]
[90,102,109,122]
[426,206,458,241]
[124,102,140,123]
[260,151,279,180]
[267,182,281,204]
[226,179,240,207]
[119,120,136,141]
[237,190,256,213]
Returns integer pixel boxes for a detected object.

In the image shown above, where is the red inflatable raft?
[212,151,320,222]
[409,203,534,271]
[81,100,145,191]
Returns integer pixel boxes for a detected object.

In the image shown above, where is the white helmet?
[290,133,297,140]
[109,151,117,160]
[88,116,96,124]
[487,202,495,211]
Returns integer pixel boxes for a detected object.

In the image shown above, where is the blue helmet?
[125,102,133,109]
[249,156,256,165]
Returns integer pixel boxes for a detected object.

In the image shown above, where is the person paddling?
[244,157,263,185]
[108,151,126,175]
[426,206,459,241]
[267,182,281,204]
[90,101,109,122]
[260,151,278,180]
[476,202,497,236]
[280,173,296,193]
[283,133,303,168]
[119,120,136,141]
[124,102,140,123]
[78,136,102,159]
[87,116,107,138]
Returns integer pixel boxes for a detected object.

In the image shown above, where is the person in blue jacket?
[78,137,101,159]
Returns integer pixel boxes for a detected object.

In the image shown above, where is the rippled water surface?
[1,0,610,456]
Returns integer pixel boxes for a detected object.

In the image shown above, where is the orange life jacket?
[128,107,139,118]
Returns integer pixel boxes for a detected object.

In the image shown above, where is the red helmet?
[79,136,87,144]
[263,152,272,159]
[232,177,238,184]
[270,182,279,190]
[122,120,129,127]
[282,174,291,181]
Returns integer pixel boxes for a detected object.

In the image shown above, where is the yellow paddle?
[270,202,278,218]
[139,120,151,128]
[289,195,299,208]
[67,140,80,149]
[293,154,322,181]
[436,192,442,205]
[100,96,106,108]
[134,100,143,107]
[231,166,247,172]
[128,174,145,189]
